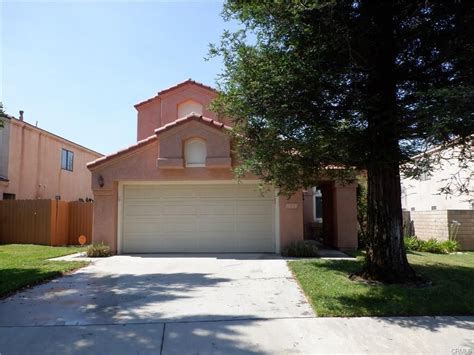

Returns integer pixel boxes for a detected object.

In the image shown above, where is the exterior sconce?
[98,175,105,188]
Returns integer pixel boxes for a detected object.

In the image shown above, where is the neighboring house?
[0,111,103,201]
[401,144,474,211]
[401,142,474,250]
[87,79,358,254]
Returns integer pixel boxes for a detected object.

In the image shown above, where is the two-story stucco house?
[87,80,358,254]
[0,112,102,201]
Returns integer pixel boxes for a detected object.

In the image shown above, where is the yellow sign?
[78,235,87,245]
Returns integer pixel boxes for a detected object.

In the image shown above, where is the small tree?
[211,1,474,283]
[0,103,5,128]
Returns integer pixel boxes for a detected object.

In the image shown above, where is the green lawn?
[0,244,88,297]
[289,251,474,317]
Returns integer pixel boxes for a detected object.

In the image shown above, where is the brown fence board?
[0,200,93,246]
[68,201,93,245]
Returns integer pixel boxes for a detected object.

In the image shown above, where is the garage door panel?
[124,206,163,217]
[161,204,197,216]
[123,221,162,234]
[198,219,235,232]
[161,218,197,232]
[122,184,275,253]
[236,203,273,216]
[196,186,237,198]
[198,201,235,212]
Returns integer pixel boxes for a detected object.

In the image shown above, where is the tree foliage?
[211,0,473,191]
[211,1,474,282]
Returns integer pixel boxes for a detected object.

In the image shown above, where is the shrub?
[420,238,445,253]
[404,236,421,251]
[441,240,460,254]
[404,236,460,254]
[282,241,319,257]
[86,242,112,257]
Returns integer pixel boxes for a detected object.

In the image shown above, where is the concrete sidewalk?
[0,316,472,354]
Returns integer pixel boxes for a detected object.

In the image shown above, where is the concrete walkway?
[0,254,472,354]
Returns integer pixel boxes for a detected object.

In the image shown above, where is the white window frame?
[312,187,323,223]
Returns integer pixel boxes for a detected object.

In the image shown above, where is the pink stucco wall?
[279,193,305,248]
[136,82,223,141]
[90,81,358,253]
[89,133,304,253]
[157,120,231,169]
[331,182,358,250]
[2,118,102,201]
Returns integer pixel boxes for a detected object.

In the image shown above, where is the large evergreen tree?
[210,0,474,282]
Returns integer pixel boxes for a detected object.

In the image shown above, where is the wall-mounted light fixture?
[98,175,105,188]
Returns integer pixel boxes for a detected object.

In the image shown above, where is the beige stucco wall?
[1,118,102,201]
[401,146,474,211]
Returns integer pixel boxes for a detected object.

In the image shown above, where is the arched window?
[178,100,203,118]
[185,139,206,167]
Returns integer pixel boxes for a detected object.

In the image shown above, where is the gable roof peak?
[157,79,217,96]
[134,79,217,109]
[154,113,231,135]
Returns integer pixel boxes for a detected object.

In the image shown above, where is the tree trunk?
[362,162,417,283]
[357,0,418,283]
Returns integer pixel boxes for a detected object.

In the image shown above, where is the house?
[0,111,103,201]
[402,143,474,211]
[87,79,358,254]
[401,141,474,250]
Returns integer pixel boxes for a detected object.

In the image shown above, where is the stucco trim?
[157,158,184,169]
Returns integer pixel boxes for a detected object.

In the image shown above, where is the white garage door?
[121,184,275,253]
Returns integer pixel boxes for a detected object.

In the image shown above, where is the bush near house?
[86,242,112,257]
[282,240,319,257]
[404,236,460,254]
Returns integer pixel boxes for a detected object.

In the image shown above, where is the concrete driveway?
[0,254,472,354]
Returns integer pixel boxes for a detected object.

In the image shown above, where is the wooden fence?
[0,200,93,246]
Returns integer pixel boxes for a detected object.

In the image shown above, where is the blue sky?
[1,0,235,154]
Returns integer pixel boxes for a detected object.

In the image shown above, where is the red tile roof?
[87,114,231,170]
[155,113,231,135]
[134,79,217,109]
[87,134,158,169]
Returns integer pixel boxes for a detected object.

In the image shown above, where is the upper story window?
[61,149,74,171]
[185,139,206,167]
[178,100,203,118]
